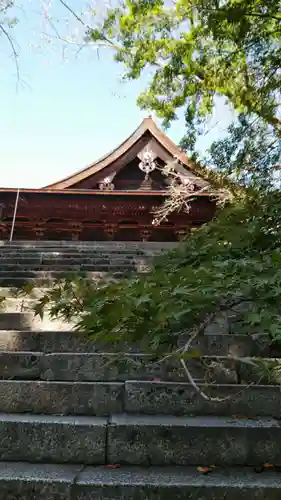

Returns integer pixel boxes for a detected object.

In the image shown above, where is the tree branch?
[58,0,86,27]
[0,21,20,84]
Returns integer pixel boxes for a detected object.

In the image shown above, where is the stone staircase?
[0,240,176,331]
[0,241,280,498]
[0,329,280,498]
[0,240,176,287]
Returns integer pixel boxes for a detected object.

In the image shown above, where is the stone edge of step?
[0,412,278,428]
[0,462,280,495]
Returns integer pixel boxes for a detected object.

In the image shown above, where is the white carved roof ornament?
[98,172,116,191]
[137,143,157,180]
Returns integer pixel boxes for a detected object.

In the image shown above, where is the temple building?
[0,117,216,242]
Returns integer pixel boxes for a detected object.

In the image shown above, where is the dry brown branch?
[152,158,231,226]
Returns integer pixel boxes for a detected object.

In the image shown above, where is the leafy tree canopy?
[90,0,281,187]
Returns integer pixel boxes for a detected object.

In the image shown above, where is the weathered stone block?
[70,381,124,416]
[0,352,41,380]
[0,462,79,500]
[111,354,194,381]
[107,414,281,466]
[37,331,144,354]
[37,331,99,353]
[0,414,107,464]
[39,353,206,382]
[0,381,124,416]
[179,333,254,357]
[0,313,34,331]
[0,331,40,352]
[125,381,281,418]
[40,353,111,381]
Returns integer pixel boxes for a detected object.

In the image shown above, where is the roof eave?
[0,187,212,197]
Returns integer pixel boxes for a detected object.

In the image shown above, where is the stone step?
[0,298,43,313]
[0,257,42,265]
[0,256,153,264]
[0,413,106,464]
[0,380,123,416]
[0,264,149,272]
[0,272,129,287]
[0,350,277,385]
[0,413,280,466]
[0,380,279,418]
[0,269,134,278]
[107,414,281,466]
[0,461,80,500]
[1,463,280,500]
[1,298,77,315]
[0,287,75,299]
[0,330,266,356]
[0,351,208,382]
[0,246,166,253]
[0,312,75,331]
[1,240,177,249]
[0,250,153,258]
[124,381,281,418]
[62,465,281,499]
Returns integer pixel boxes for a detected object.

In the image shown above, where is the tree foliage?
[89,0,281,185]
[91,0,281,130]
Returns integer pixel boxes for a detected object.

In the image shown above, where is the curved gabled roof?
[44,117,195,190]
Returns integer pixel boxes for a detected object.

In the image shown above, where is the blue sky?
[0,1,233,189]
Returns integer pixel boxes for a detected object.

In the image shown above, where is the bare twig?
[180,358,226,401]
[0,21,20,84]
[58,0,87,27]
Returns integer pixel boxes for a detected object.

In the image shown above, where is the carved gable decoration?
[98,172,116,191]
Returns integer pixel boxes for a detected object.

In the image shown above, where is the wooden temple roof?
[44,116,199,190]
[0,117,210,195]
